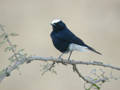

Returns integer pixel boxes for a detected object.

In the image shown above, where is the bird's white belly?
[69,43,88,52]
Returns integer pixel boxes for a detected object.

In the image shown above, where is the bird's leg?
[68,51,73,61]
[58,53,67,65]
[58,53,64,60]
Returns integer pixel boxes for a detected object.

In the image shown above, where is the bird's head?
[50,19,66,31]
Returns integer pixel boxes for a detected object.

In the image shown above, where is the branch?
[0,56,120,83]
[27,56,120,70]
[72,64,107,89]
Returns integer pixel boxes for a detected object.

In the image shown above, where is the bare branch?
[72,64,108,89]
[27,56,120,71]
[0,56,120,83]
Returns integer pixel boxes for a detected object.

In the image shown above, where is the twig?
[72,64,107,89]
[41,61,56,75]
[72,64,91,83]
[0,25,19,61]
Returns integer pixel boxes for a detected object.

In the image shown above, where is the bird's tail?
[85,44,102,55]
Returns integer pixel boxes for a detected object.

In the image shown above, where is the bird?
[50,19,102,61]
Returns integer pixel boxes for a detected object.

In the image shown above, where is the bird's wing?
[55,29,85,45]
[70,36,102,55]
[54,29,73,42]
[53,29,102,55]
[70,35,85,45]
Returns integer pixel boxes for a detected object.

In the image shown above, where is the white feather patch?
[69,43,88,52]
[51,19,61,24]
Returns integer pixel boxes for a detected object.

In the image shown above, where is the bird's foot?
[58,56,63,61]
[67,56,71,61]
[58,53,64,61]
[68,59,70,61]
[67,51,72,61]
[58,56,67,65]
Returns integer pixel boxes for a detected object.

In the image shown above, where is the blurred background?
[0,0,120,90]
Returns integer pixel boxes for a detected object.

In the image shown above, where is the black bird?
[50,19,102,60]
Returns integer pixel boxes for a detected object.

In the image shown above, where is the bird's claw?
[57,57,67,65]
[58,56,63,61]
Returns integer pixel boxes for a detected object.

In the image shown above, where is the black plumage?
[50,19,102,56]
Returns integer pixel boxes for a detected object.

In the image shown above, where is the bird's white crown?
[51,19,61,24]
